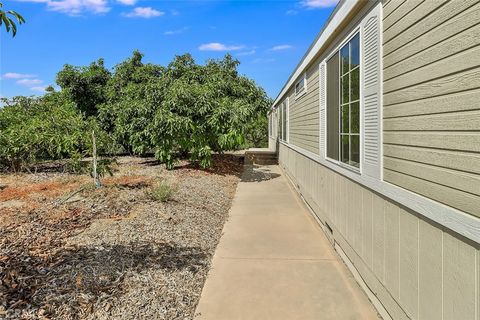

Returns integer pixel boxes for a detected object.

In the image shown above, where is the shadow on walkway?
[241,165,281,183]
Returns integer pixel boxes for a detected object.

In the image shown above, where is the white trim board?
[273,0,362,107]
[279,141,480,244]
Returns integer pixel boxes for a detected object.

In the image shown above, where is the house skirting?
[278,143,480,320]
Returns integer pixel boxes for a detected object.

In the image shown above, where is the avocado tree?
[98,52,271,168]
[56,59,111,117]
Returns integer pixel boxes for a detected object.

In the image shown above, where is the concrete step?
[244,148,278,165]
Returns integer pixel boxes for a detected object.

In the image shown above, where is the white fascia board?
[272,0,361,108]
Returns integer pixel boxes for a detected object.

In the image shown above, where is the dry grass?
[0,154,243,319]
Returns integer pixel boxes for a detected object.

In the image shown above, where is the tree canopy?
[1,51,271,170]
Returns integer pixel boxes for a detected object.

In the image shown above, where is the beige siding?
[287,58,320,155]
[279,143,480,320]
[383,0,480,218]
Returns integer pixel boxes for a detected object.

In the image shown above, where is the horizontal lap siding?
[288,61,320,155]
[278,143,480,320]
[382,0,480,218]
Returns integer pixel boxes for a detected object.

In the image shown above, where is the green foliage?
[56,59,111,117]
[0,1,25,37]
[0,93,115,171]
[1,50,271,171]
[99,52,271,168]
[65,154,117,177]
[149,180,175,202]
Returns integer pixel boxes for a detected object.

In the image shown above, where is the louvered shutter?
[361,3,382,179]
[319,62,326,159]
[285,97,290,143]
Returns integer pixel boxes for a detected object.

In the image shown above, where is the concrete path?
[195,165,381,320]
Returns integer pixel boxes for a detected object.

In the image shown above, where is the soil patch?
[0,154,243,319]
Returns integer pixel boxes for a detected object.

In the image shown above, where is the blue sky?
[1,0,337,99]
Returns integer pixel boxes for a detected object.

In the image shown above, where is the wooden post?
[92,130,101,188]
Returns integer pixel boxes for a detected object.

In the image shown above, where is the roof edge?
[272,0,362,108]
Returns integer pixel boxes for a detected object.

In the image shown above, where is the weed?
[150,180,176,202]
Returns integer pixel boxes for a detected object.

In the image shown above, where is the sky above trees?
[1,0,337,99]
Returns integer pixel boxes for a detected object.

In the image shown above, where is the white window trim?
[279,100,288,142]
[268,112,273,138]
[273,0,362,107]
[286,97,290,143]
[294,73,308,99]
[324,27,361,173]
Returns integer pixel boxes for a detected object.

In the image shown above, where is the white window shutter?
[286,98,290,143]
[361,3,382,179]
[319,62,327,159]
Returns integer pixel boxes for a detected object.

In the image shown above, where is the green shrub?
[150,180,175,202]
[65,155,117,177]
[0,94,117,172]
[1,51,271,171]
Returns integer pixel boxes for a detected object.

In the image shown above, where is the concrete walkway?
[195,165,380,320]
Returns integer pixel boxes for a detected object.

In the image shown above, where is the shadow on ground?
[171,154,244,177]
[241,165,281,183]
[1,242,208,317]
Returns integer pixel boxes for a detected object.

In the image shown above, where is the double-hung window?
[326,33,360,169]
[279,100,288,142]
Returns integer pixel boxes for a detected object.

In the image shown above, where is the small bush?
[150,180,175,202]
[65,155,117,177]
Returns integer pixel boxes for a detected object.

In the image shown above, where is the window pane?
[350,34,360,69]
[351,102,360,134]
[341,105,349,134]
[341,75,349,104]
[279,106,283,139]
[296,78,304,94]
[327,52,340,161]
[350,67,359,101]
[350,135,360,167]
[340,45,349,75]
[341,135,349,163]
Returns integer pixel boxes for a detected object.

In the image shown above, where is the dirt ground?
[0,155,244,319]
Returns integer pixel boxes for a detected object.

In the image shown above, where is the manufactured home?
[268,0,480,319]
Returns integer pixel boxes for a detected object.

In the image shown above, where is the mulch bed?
[0,154,243,319]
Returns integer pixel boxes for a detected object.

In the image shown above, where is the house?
[268,0,480,319]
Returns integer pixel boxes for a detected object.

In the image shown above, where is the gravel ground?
[0,155,243,319]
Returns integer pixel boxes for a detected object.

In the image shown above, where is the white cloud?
[237,50,256,56]
[270,44,294,51]
[301,0,339,9]
[117,0,136,5]
[164,27,188,35]
[17,0,111,15]
[123,7,164,18]
[286,9,298,15]
[16,79,43,86]
[198,43,244,51]
[30,86,47,92]
[2,72,37,79]
[252,58,275,64]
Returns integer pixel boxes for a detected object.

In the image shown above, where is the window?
[295,74,306,96]
[269,113,272,137]
[278,106,283,140]
[279,100,288,141]
[327,33,360,169]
